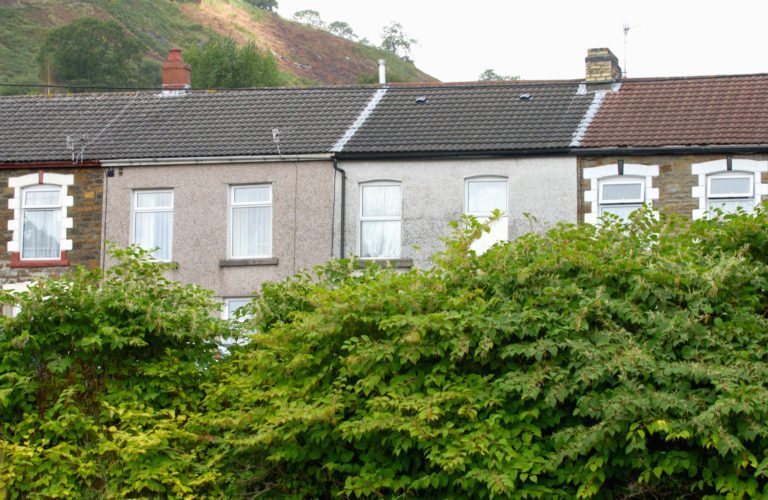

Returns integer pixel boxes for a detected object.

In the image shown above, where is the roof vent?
[415,96,428,104]
[518,94,531,101]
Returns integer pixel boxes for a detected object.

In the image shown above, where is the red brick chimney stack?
[162,49,191,91]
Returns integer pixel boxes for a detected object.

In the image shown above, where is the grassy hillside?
[0,0,435,93]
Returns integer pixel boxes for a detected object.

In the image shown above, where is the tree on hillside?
[478,68,520,81]
[245,0,278,11]
[380,21,416,61]
[37,17,147,91]
[293,9,324,28]
[327,21,357,41]
[185,38,283,89]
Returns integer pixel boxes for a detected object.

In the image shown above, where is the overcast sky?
[277,0,768,82]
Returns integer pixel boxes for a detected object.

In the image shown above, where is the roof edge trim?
[102,154,332,167]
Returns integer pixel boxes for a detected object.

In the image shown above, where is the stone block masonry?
[0,167,103,285]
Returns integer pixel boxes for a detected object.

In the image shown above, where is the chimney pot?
[585,47,622,85]
[162,49,191,92]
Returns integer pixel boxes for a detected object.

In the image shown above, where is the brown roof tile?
[580,74,768,148]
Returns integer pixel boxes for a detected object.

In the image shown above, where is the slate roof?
[580,74,768,148]
[341,82,595,154]
[0,88,377,162]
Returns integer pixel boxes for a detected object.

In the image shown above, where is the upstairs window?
[7,172,73,266]
[598,177,645,220]
[691,159,767,219]
[583,163,659,225]
[360,182,401,259]
[230,185,272,259]
[707,174,754,214]
[132,190,173,261]
[465,177,508,253]
[21,185,62,260]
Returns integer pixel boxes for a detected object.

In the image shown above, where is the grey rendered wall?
[104,161,333,298]
[335,157,577,268]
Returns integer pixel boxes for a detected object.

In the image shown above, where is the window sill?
[357,258,413,269]
[219,258,279,268]
[10,252,69,268]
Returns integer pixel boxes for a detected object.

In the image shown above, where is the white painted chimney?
[378,59,386,85]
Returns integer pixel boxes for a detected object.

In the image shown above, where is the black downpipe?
[332,158,346,258]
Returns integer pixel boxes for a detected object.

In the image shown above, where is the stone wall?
[578,154,768,222]
[0,167,103,285]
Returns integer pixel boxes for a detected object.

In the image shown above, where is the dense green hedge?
[0,248,228,497]
[3,209,768,497]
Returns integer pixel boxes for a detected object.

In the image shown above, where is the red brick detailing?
[162,49,191,91]
[10,251,69,268]
[38,170,44,184]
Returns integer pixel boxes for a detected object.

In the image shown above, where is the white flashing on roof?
[332,87,388,153]
[570,83,621,147]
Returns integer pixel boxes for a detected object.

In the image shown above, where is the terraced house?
[2,48,768,310]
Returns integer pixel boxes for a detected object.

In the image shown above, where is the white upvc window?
[360,182,401,259]
[691,159,768,219]
[465,176,508,254]
[229,185,272,259]
[221,297,253,350]
[7,172,74,260]
[598,176,645,220]
[132,190,174,261]
[583,163,659,224]
[20,185,62,260]
[707,174,754,214]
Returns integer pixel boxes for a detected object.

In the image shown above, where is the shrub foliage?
[2,210,768,497]
[0,247,226,497]
[201,209,768,497]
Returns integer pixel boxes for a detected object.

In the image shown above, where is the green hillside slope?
[0,0,435,93]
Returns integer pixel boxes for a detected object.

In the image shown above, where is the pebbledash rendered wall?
[0,167,103,285]
[335,156,579,268]
[577,155,768,222]
[104,161,334,298]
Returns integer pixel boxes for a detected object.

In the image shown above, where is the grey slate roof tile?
[0,88,377,162]
[0,82,595,163]
[341,82,594,154]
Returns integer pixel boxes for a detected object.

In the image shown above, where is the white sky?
[277,0,768,82]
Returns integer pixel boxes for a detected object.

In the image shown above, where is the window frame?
[131,189,174,262]
[228,184,273,260]
[597,176,646,217]
[691,159,768,219]
[358,180,402,259]
[464,176,508,218]
[19,184,63,261]
[464,176,509,254]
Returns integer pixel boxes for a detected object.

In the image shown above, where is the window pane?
[710,177,752,197]
[471,216,509,255]
[134,211,172,260]
[602,182,643,202]
[361,220,400,258]
[467,180,506,214]
[232,206,271,257]
[362,185,401,217]
[22,208,60,259]
[600,204,642,220]
[234,186,270,204]
[24,189,59,207]
[136,191,172,209]
[709,199,755,214]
